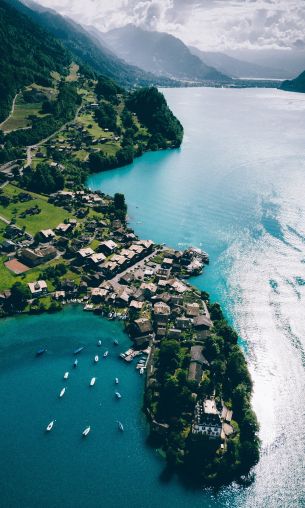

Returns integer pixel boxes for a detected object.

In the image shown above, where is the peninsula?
[0,0,259,488]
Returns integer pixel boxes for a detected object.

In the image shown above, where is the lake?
[1,87,305,507]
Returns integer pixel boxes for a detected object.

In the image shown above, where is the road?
[110,249,160,284]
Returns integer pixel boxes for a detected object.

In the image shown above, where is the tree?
[7,282,31,311]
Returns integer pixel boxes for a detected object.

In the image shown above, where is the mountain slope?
[0,0,70,122]
[189,46,287,80]
[280,70,305,93]
[102,24,230,83]
[11,0,176,88]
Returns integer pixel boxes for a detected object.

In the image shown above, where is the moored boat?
[115,377,119,384]
[94,355,99,363]
[36,348,46,356]
[64,372,69,379]
[90,377,96,386]
[113,339,119,345]
[59,387,66,398]
[82,426,91,437]
[118,421,124,431]
[74,346,84,355]
[73,359,78,368]
[115,391,122,399]
[46,420,54,432]
[97,340,102,347]
[140,367,144,375]
[103,351,109,358]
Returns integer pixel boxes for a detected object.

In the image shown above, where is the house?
[88,253,106,266]
[140,282,157,298]
[55,223,73,235]
[176,316,192,330]
[19,246,57,267]
[162,257,173,268]
[156,327,167,339]
[153,302,170,324]
[186,302,200,317]
[129,244,145,256]
[137,239,154,251]
[101,260,118,277]
[129,300,144,310]
[77,247,95,260]
[192,399,222,439]
[193,314,213,331]
[2,239,16,252]
[168,328,182,340]
[91,287,108,303]
[130,318,153,339]
[28,280,48,297]
[188,345,209,383]
[39,229,55,242]
[54,291,65,300]
[98,240,118,256]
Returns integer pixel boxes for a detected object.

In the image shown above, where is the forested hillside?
[281,70,305,93]
[0,0,70,122]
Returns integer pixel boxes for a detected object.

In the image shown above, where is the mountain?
[188,46,287,80]
[280,70,305,93]
[0,0,70,122]
[101,24,230,83]
[10,0,176,88]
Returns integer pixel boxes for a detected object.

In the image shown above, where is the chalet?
[156,327,167,339]
[91,287,108,303]
[88,253,106,267]
[153,302,170,324]
[176,316,192,330]
[193,314,213,331]
[188,345,209,384]
[28,280,48,297]
[130,318,153,346]
[168,328,182,340]
[77,247,95,260]
[19,245,57,267]
[2,239,16,252]
[54,291,65,300]
[140,282,157,298]
[192,399,222,439]
[129,244,144,256]
[120,272,135,285]
[162,257,174,268]
[99,240,118,256]
[136,239,154,251]
[156,267,171,279]
[129,300,144,310]
[39,229,55,242]
[101,260,118,277]
[186,302,200,317]
[55,223,73,235]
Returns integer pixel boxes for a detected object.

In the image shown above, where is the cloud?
[33,0,305,51]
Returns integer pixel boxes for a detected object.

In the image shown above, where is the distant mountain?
[101,24,230,83]
[11,0,176,88]
[188,46,287,80]
[0,0,70,122]
[280,70,305,93]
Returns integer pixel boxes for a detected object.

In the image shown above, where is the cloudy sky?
[34,0,305,51]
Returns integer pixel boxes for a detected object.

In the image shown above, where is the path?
[0,93,19,130]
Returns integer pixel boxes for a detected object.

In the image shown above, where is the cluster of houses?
[192,398,234,443]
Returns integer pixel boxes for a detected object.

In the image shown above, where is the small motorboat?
[139,368,144,375]
[59,387,66,398]
[94,355,99,363]
[73,359,78,368]
[113,339,119,346]
[36,348,46,357]
[74,346,84,355]
[90,377,96,386]
[118,421,124,432]
[103,351,109,358]
[115,391,122,399]
[46,420,54,432]
[115,377,119,384]
[82,426,91,437]
[64,372,69,379]
[97,340,102,347]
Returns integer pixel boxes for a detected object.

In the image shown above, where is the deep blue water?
[1,87,305,507]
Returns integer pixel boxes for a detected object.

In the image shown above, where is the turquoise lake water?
[1,87,305,507]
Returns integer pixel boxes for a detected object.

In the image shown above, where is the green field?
[0,184,70,235]
[66,63,79,82]
[77,112,113,139]
[1,97,43,132]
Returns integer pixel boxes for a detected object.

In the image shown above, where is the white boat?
[115,391,122,399]
[113,339,119,345]
[46,420,54,432]
[59,387,66,398]
[94,355,99,363]
[103,351,109,358]
[90,377,96,386]
[118,421,124,432]
[73,359,78,368]
[82,426,91,437]
[115,377,119,384]
[97,340,102,347]
[64,372,69,379]
[140,368,144,375]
